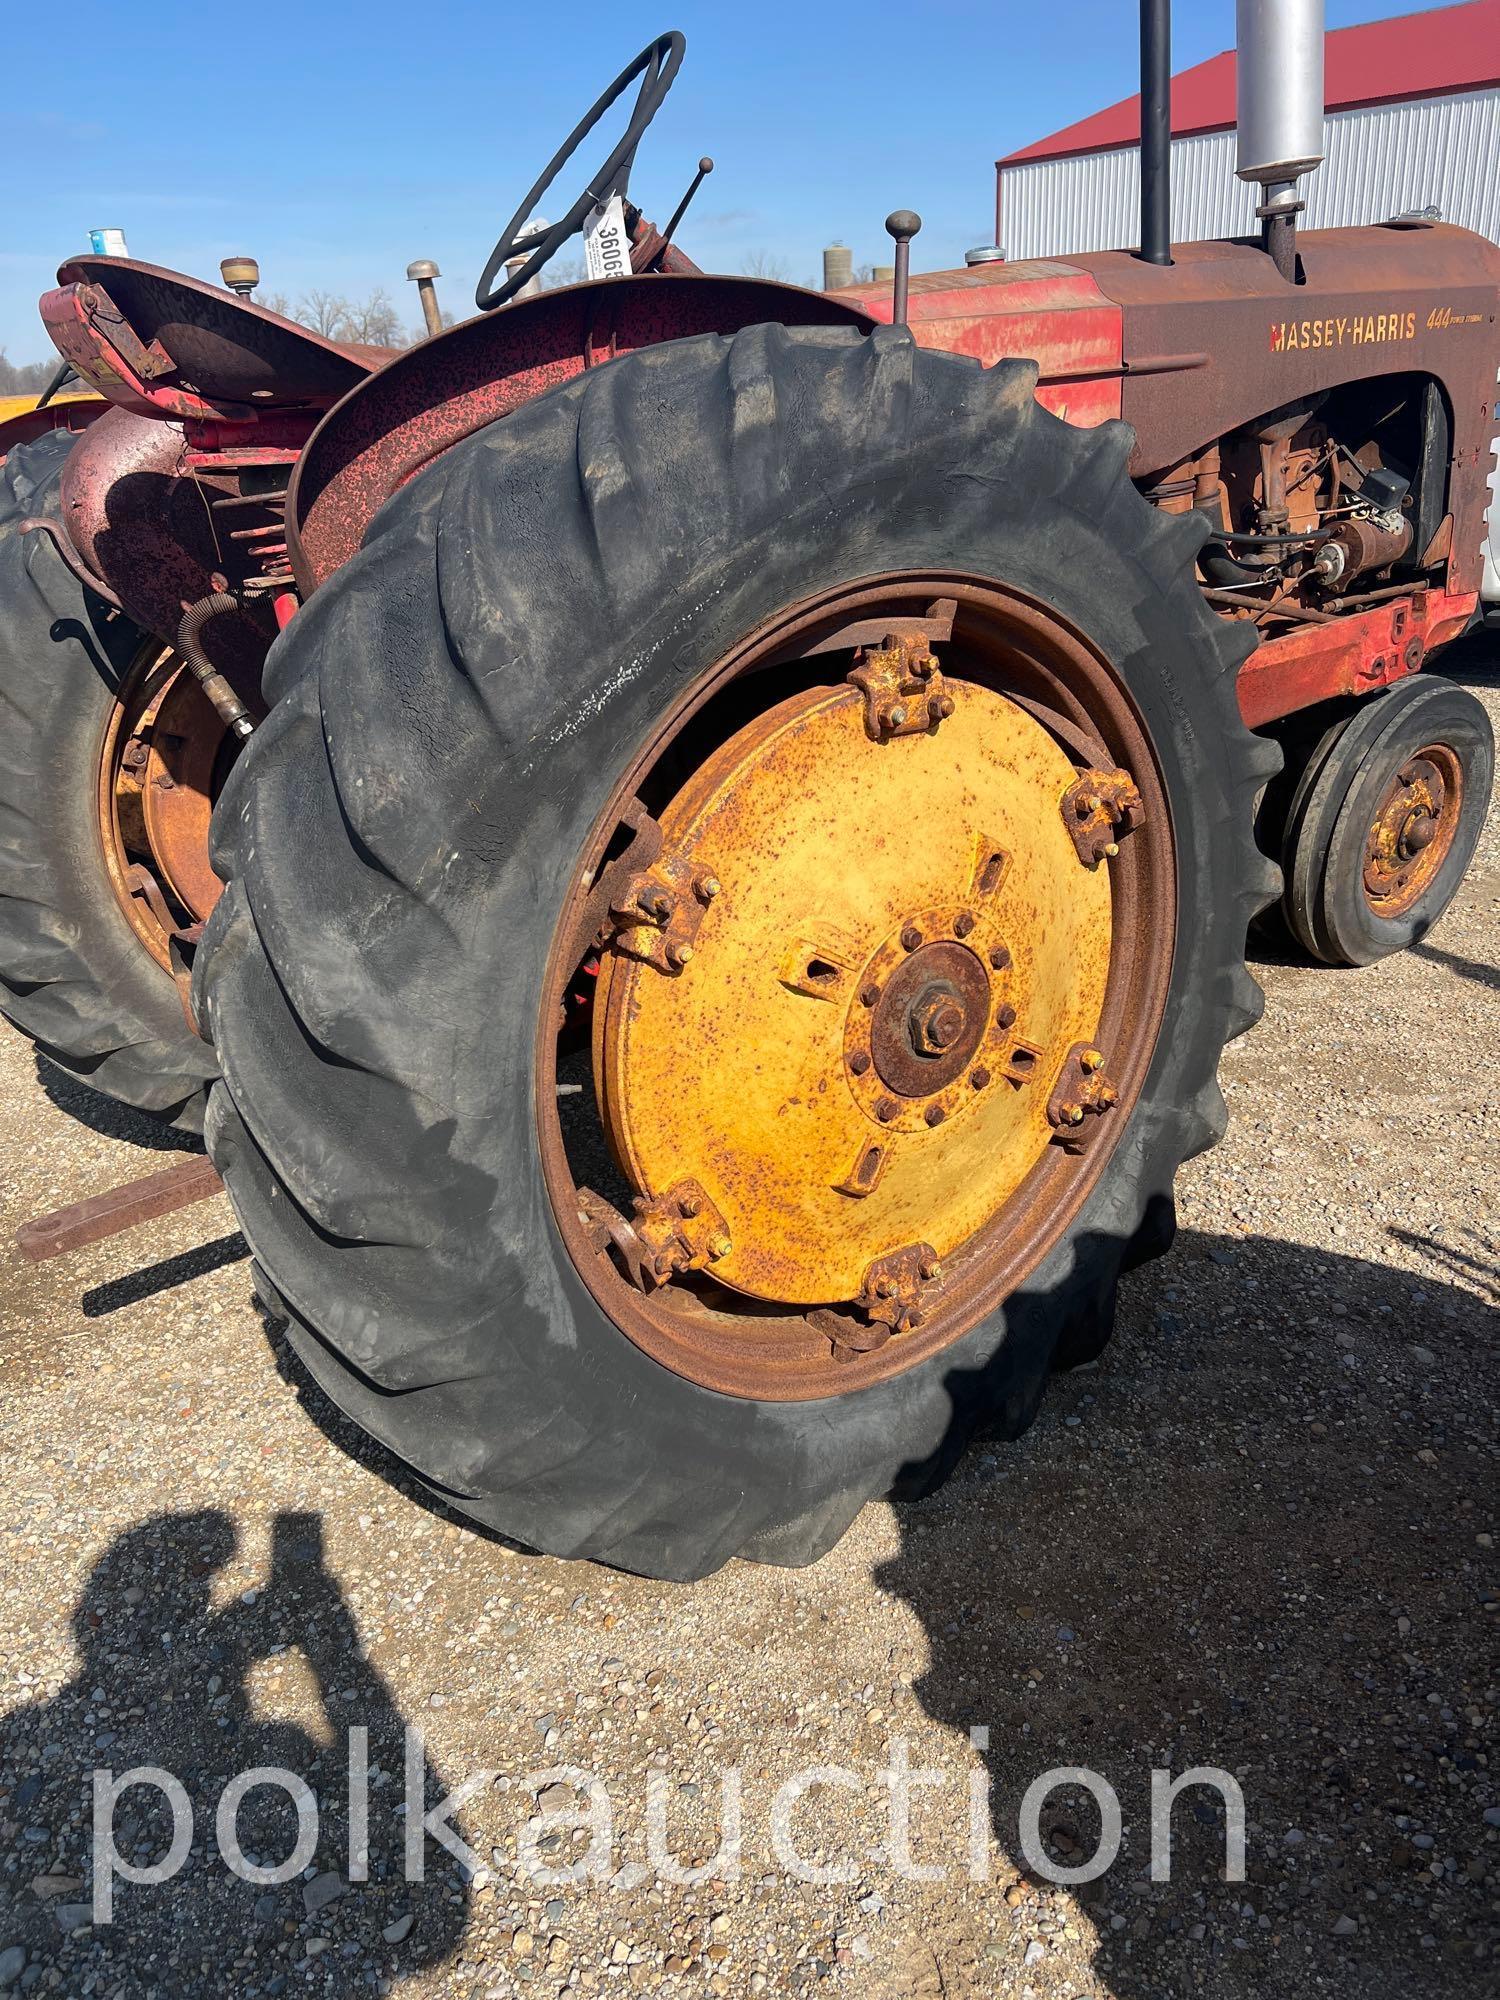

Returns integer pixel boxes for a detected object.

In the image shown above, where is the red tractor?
[2,8,1493,1578]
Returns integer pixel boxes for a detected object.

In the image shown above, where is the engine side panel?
[1073,222,1500,597]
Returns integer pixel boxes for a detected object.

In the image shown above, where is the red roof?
[1000,0,1500,165]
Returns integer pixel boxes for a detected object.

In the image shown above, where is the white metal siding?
[1000,88,1500,259]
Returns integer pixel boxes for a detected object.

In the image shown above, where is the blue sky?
[3,0,1458,359]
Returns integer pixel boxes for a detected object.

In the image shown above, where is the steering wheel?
[475,31,686,312]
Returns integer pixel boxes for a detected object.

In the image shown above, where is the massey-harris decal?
[1271,312,1418,353]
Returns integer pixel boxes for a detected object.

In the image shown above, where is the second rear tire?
[0,430,217,1131]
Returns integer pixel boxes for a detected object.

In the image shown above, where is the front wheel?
[1273,676,1493,967]
[198,325,1278,1579]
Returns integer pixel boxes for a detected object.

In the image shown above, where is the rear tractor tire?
[0,430,221,1132]
[198,324,1279,1580]
[1264,675,1493,967]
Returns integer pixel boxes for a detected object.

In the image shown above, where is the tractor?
[1,3,1494,1580]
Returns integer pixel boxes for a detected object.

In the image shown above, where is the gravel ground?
[0,673,1495,2000]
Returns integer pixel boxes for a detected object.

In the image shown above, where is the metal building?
[995,0,1500,259]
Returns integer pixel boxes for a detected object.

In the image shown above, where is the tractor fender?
[286,274,875,594]
[52,406,274,680]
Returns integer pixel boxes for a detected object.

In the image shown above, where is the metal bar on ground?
[16,1155,225,1262]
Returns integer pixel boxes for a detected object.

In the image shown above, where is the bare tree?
[740,250,792,282]
[337,288,405,349]
[296,290,351,339]
[0,351,60,396]
[251,288,408,350]
[540,256,588,290]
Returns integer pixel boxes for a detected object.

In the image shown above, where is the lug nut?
[971,1066,990,1089]
[679,1193,702,1217]
[875,1097,898,1123]
[924,1104,945,1127]
[953,911,975,938]
[1103,841,1120,858]
[849,1050,871,1075]
[989,945,1010,970]
[930,693,955,720]
[709,1234,732,1260]
[860,983,881,1007]
[901,925,923,951]
[995,1002,1017,1030]
[888,705,908,728]
[1081,1048,1104,1072]
[696,874,721,901]
[668,942,694,967]
[875,1277,897,1298]
[919,1255,942,1280]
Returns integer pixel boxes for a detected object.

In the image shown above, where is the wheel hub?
[1362,745,1462,915]
[593,676,1113,1307]
[99,644,236,972]
[868,939,992,1097]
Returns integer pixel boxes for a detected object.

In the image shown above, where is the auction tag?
[584,194,631,281]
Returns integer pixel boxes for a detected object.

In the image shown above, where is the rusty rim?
[97,640,233,971]
[537,575,1176,1400]
[1361,742,1464,918]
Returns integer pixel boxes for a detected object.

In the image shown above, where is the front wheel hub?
[1362,744,1463,915]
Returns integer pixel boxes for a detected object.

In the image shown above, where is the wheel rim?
[538,575,1177,1400]
[97,641,235,971]
[1360,741,1464,919]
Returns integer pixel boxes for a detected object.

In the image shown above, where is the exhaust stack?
[1138,0,1173,266]
[1236,0,1326,281]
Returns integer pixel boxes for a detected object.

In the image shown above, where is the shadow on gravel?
[875,1225,1498,1999]
[0,1510,470,1995]
[33,1055,201,1154]
[81,1233,250,1318]
[1409,941,1500,992]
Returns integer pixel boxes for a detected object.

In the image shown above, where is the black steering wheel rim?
[475,30,686,312]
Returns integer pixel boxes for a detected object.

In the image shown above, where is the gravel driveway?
[0,674,1495,2000]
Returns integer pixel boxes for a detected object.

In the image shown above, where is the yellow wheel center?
[593,677,1114,1307]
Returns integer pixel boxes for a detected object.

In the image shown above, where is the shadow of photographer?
[0,1508,471,1995]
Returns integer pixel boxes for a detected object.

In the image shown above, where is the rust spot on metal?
[606,846,715,975]
[834,1141,890,1198]
[1062,767,1144,867]
[999,1040,1045,1086]
[1361,742,1463,917]
[1046,1041,1120,1147]
[856,1241,941,1335]
[17,1156,224,1263]
[847,630,953,740]
[577,1178,729,1292]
